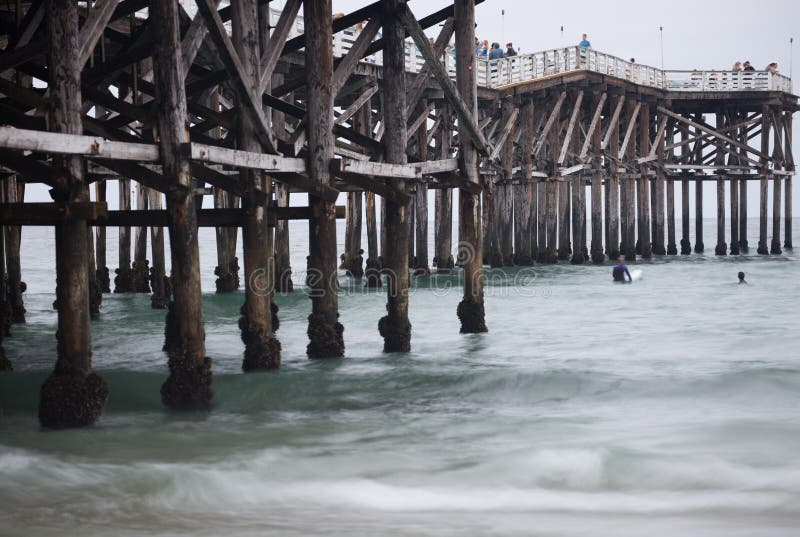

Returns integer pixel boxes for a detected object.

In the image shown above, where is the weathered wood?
[38,0,108,429]
[377,0,411,352]
[258,0,302,94]
[514,98,534,265]
[786,111,794,250]
[151,0,212,408]
[652,110,666,255]
[0,126,160,161]
[147,189,167,308]
[606,94,621,257]
[304,0,344,358]
[589,93,604,262]
[78,0,118,68]
[454,0,486,332]
[757,105,770,255]
[533,92,567,157]
[399,2,489,156]
[196,0,277,154]
[569,97,585,264]
[714,112,728,256]
[132,183,150,293]
[3,177,26,321]
[335,83,379,125]
[558,90,584,166]
[770,109,784,255]
[621,100,637,259]
[231,0,280,371]
[331,16,381,97]
[93,180,110,294]
[580,92,607,160]
[404,17,455,115]
[414,100,430,275]
[434,102,454,273]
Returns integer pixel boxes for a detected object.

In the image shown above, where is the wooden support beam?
[180,0,221,76]
[331,16,381,97]
[196,0,277,153]
[0,126,160,161]
[558,90,584,165]
[579,92,607,160]
[490,106,520,161]
[533,92,567,157]
[335,83,379,125]
[404,17,455,115]
[601,94,625,150]
[258,0,303,94]
[78,0,119,68]
[398,3,490,156]
[618,101,641,160]
[657,106,768,162]
[151,0,212,407]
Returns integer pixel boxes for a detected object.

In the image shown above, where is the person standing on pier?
[579,34,591,48]
[612,256,633,283]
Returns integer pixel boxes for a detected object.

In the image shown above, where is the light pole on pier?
[659,26,664,70]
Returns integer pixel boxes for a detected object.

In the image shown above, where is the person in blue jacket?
[579,33,591,48]
[612,256,632,283]
[488,42,504,60]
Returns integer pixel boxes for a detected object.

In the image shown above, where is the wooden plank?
[600,94,625,150]
[189,142,306,173]
[180,0,222,76]
[331,169,411,205]
[533,92,567,157]
[647,114,669,159]
[397,4,490,155]
[579,92,607,159]
[0,202,107,225]
[0,126,159,161]
[558,90,584,165]
[196,0,277,154]
[490,107,520,161]
[335,84,379,125]
[404,17,455,115]
[407,102,434,139]
[258,0,303,94]
[657,106,768,161]
[78,0,119,68]
[618,101,641,160]
[331,16,382,97]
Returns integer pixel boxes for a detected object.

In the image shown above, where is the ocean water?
[1,218,799,536]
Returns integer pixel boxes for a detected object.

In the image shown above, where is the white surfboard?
[630,269,643,282]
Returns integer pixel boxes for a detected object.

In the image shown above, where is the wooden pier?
[0,0,795,427]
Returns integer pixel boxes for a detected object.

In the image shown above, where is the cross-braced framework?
[0,0,795,427]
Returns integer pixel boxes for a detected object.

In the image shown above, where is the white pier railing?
[275,7,794,94]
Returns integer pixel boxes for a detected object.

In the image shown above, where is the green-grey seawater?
[1,219,799,536]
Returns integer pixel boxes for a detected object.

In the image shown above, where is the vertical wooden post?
[132,183,151,292]
[211,88,239,293]
[771,109,783,255]
[346,109,367,279]
[729,174,739,255]
[570,99,586,265]
[638,103,652,258]
[414,100,430,275]
[621,100,637,259]
[607,95,620,258]
[679,125,692,254]
[500,99,515,266]
[365,191,382,286]
[455,0,486,333]
[694,177,704,253]
[757,105,770,254]
[515,97,534,265]
[93,181,110,294]
[785,110,794,250]
[305,0,344,357]
[114,178,134,291]
[0,210,9,371]
[378,0,411,351]
[590,94,604,262]
[148,189,168,308]
[665,122,677,255]
[39,0,108,427]
[653,113,667,255]
[3,178,26,322]
[233,0,280,370]
[714,112,727,256]
[274,184,293,291]
[152,0,211,406]
[434,102,454,272]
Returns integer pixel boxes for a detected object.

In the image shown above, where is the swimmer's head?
[738,271,745,281]
[617,255,625,263]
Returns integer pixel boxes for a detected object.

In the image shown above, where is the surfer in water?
[738,271,747,284]
[612,256,632,283]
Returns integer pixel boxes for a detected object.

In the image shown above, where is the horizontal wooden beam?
[0,126,159,161]
[0,204,346,227]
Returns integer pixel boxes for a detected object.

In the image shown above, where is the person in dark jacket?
[505,42,517,57]
[612,256,632,283]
